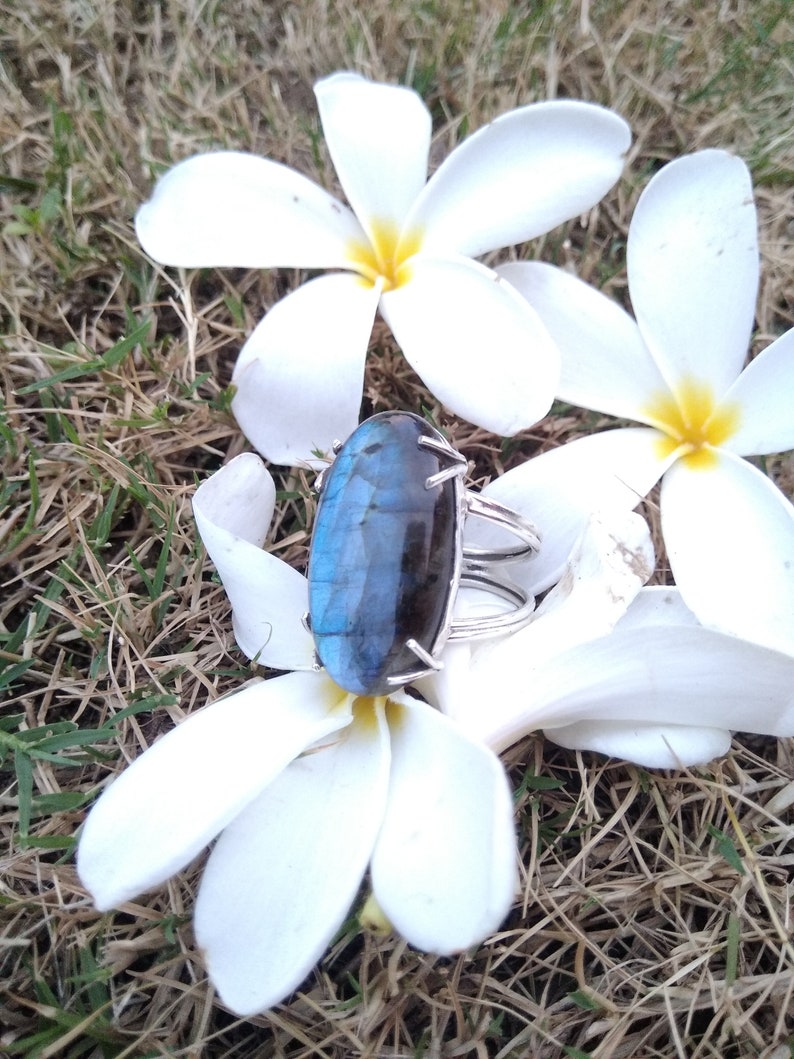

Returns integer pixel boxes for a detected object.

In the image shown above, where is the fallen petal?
[192,454,314,669]
[315,72,431,242]
[371,695,517,953]
[135,151,363,268]
[382,256,559,435]
[77,674,352,910]
[628,150,758,396]
[722,326,794,456]
[661,451,794,654]
[231,273,379,467]
[460,596,794,753]
[544,719,732,769]
[497,261,669,422]
[194,698,390,1016]
[471,428,668,594]
[410,100,630,258]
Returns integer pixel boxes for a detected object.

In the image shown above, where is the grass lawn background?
[1,1,793,1056]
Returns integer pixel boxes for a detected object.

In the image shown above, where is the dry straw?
[2,1,792,1056]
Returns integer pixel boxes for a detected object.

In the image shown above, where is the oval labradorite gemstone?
[308,412,460,696]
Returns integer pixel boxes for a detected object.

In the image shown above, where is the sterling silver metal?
[417,427,540,606]
[309,416,542,689]
[462,493,542,562]
[383,429,541,684]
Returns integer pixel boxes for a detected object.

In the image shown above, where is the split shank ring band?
[307,411,541,697]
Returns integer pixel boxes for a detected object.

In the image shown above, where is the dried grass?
[1,0,793,1055]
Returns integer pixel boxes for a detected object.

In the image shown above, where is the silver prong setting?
[405,637,442,670]
[425,463,467,489]
[418,433,468,490]
[382,638,445,687]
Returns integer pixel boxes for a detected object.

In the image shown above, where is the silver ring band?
[448,570,536,640]
[462,492,542,564]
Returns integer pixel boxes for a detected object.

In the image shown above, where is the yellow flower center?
[351,695,384,729]
[350,695,407,731]
[345,219,423,291]
[359,892,393,935]
[642,376,741,470]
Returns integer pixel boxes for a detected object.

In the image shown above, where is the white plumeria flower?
[488,149,794,653]
[77,453,518,1017]
[434,535,794,771]
[135,71,631,465]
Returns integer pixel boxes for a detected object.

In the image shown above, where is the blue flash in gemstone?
[308,412,463,696]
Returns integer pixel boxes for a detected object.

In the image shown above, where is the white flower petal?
[497,261,670,420]
[381,256,559,434]
[135,151,364,268]
[531,508,653,635]
[627,150,758,395]
[194,699,390,1016]
[231,273,379,467]
[77,674,352,911]
[447,511,653,736]
[408,100,630,257]
[314,72,431,238]
[722,327,794,456]
[459,508,653,722]
[611,585,701,630]
[371,696,517,954]
[544,720,732,769]
[661,452,794,653]
[192,454,314,668]
[414,640,475,718]
[465,616,794,754]
[471,428,669,594]
[194,453,276,551]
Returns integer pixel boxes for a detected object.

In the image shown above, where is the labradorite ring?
[307,411,541,697]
